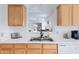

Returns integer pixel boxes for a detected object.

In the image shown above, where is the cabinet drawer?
[14,49,26,54]
[1,44,13,49]
[14,44,26,49]
[27,44,42,49]
[0,49,13,54]
[43,50,57,54]
[27,49,42,54]
[43,44,57,49]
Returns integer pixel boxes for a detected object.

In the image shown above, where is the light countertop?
[0,36,79,44]
[0,32,79,44]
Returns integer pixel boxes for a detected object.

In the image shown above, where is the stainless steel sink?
[30,37,53,41]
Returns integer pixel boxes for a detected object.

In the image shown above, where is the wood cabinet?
[27,44,42,54]
[0,44,58,54]
[8,5,26,26]
[0,44,14,54]
[43,44,57,49]
[0,49,13,54]
[27,49,42,54]
[14,44,26,49]
[14,44,26,54]
[43,44,58,54]
[43,50,57,54]
[73,5,79,25]
[14,49,26,54]
[57,5,72,26]
[0,44,13,49]
[27,44,42,49]
[57,4,79,26]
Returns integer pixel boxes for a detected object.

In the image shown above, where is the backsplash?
[55,26,79,33]
[52,26,79,37]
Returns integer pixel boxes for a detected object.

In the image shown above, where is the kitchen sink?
[30,37,53,41]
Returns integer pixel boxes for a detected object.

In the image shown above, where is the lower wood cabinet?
[43,50,57,54]
[0,49,13,54]
[27,44,42,49]
[0,44,13,49]
[27,44,42,54]
[43,44,58,54]
[27,49,42,54]
[0,44,14,54]
[14,49,26,54]
[43,44,57,49]
[14,44,26,49]
[0,44,58,54]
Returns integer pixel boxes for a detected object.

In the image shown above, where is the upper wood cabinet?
[57,4,79,26]
[57,4,73,26]
[8,5,26,26]
[73,5,79,26]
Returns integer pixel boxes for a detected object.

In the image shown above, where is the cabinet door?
[73,5,79,25]
[43,50,57,54]
[1,44,13,49]
[27,44,42,54]
[27,49,42,54]
[43,44,57,50]
[14,49,26,54]
[14,44,26,49]
[57,5,72,26]
[8,5,15,26]
[14,6,23,26]
[0,49,13,54]
[0,44,14,54]
[27,44,42,49]
[8,5,25,26]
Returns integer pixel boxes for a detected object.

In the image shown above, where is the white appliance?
[58,43,79,54]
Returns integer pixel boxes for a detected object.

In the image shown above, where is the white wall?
[0,4,9,35]
[0,4,78,39]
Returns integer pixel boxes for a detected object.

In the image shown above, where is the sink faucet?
[40,31,43,38]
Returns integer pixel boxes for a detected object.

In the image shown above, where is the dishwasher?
[58,43,79,54]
